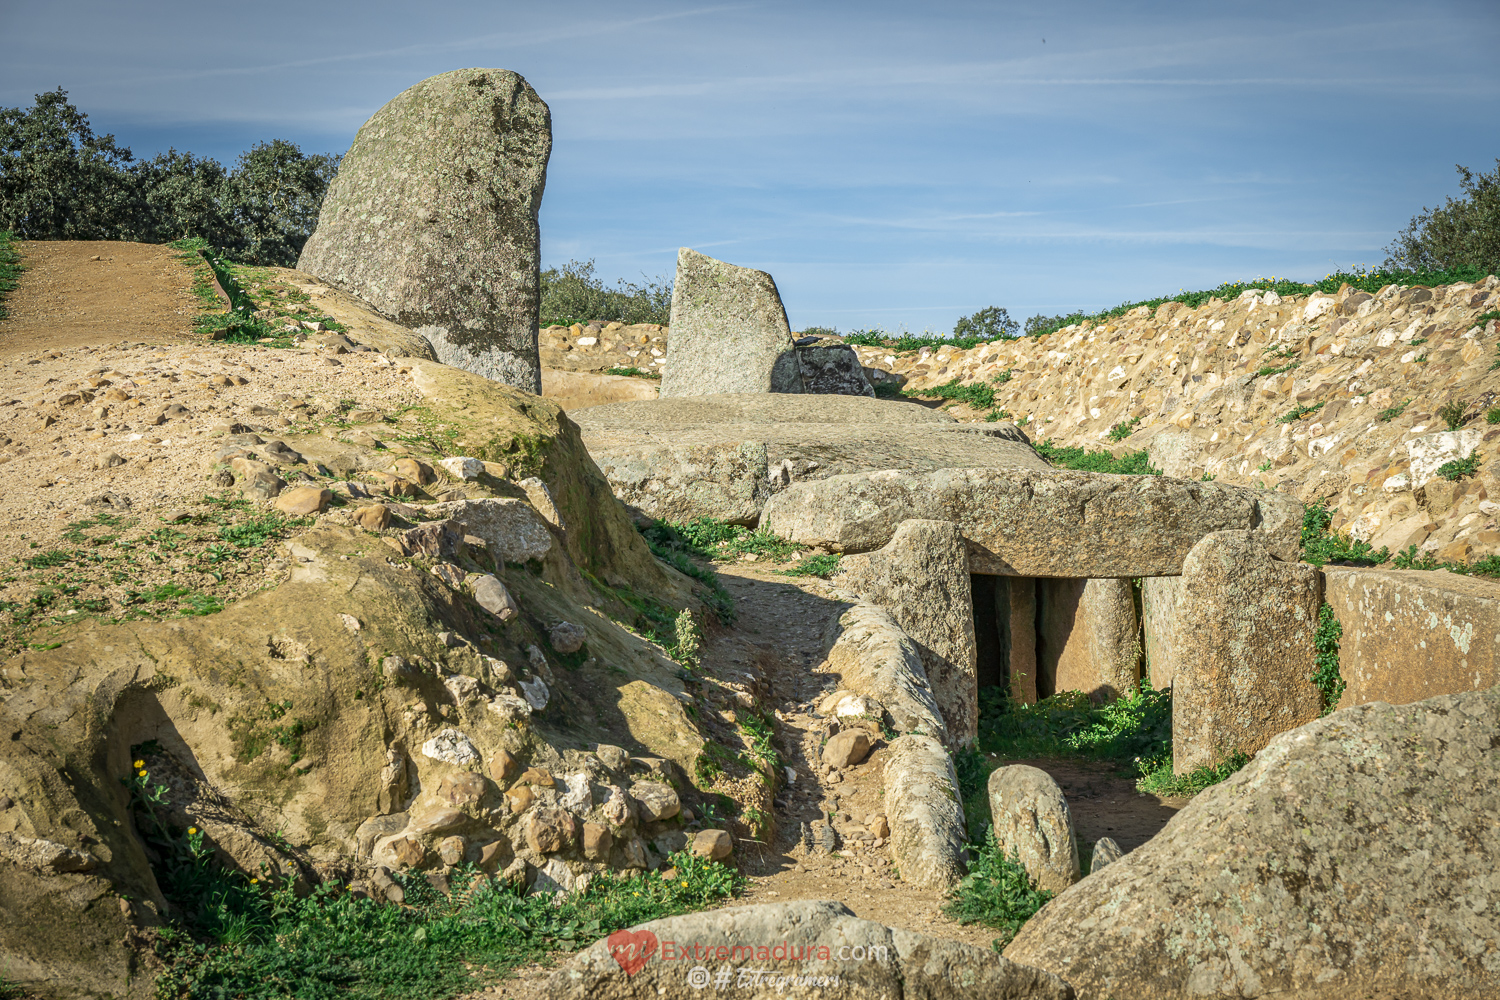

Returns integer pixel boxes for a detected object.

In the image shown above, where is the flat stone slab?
[574,393,1048,524]
[760,466,1302,577]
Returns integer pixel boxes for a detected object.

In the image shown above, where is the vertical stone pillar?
[1008,578,1038,705]
[1037,578,1141,702]
[1171,531,1322,774]
[838,519,977,744]
[1142,575,1185,690]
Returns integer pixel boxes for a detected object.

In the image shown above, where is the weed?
[1278,400,1325,424]
[218,512,303,549]
[942,830,1052,947]
[1300,502,1388,567]
[1255,360,1300,378]
[776,554,842,578]
[1393,545,1440,571]
[903,377,996,410]
[22,550,71,569]
[1487,408,1500,425]
[636,522,735,624]
[983,408,1012,422]
[668,608,701,672]
[1034,440,1161,475]
[1135,752,1251,797]
[1437,455,1481,480]
[1311,603,1345,714]
[604,366,662,380]
[1377,399,1412,422]
[1437,399,1468,430]
[992,369,1015,385]
[977,681,1172,777]
[1199,471,1215,481]
[1107,415,1142,441]
[1255,459,1273,472]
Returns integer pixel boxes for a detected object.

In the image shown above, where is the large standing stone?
[1169,531,1322,774]
[659,249,802,397]
[1036,578,1140,702]
[1006,687,1500,1000]
[839,520,978,744]
[819,601,948,741]
[297,69,551,391]
[880,734,967,889]
[1006,578,1039,704]
[987,765,1080,894]
[1140,575,1184,689]
[761,467,1304,577]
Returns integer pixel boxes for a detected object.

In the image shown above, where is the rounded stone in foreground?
[987,764,1079,895]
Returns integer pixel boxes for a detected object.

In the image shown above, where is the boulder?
[425,497,554,564]
[470,574,520,621]
[574,394,1048,524]
[273,486,332,515]
[583,822,613,861]
[761,466,1303,577]
[549,621,587,654]
[545,900,1073,999]
[796,344,874,396]
[839,520,978,743]
[880,735,966,889]
[659,249,802,397]
[987,765,1079,894]
[1006,687,1500,1000]
[1166,531,1322,773]
[526,807,577,853]
[821,730,872,769]
[1088,836,1123,874]
[351,503,392,531]
[628,781,680,822]
[297,69,552,391]
[1036,577,1140,702]
[819,601,948,741]
[690,829,733,861]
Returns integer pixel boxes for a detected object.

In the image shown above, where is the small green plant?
[776,554,842,578]
[1254,360,1300,378]
[1300,502,1388,567]
[992,368,1015,385]
[942,830,1053,947]
[1311,603,1345,714]
[669,608,701,672]
[1034,440,1161,475]
[1255,459,1273,472]
[1436,399,1468,431]
[1377,398,1412,422]
[1199,471,1215,481]
[1393,544,1440,571]
[1278,400,1325,424]
[1437,455,1481,480]
[604,366,662,380]
[983,408,1012,423]
[903,377,996,410]
[1486,407,1500,425]
[1107,415,1142,441]
[1136,751,1251,797]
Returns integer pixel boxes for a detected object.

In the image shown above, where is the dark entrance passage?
[972,574,1007,692]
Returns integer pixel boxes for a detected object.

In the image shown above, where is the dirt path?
[0,240,198,357]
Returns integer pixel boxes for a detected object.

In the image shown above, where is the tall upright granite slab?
[298,68,551,392]
[659,249,803,397]
[1037,578,1141,702]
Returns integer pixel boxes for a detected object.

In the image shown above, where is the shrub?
[1106,415,1142,441]
[776,554,841,578]
[1384,159,1500,275]
[1486,407,1500,425]
[1437,455,1480,480]
[954,306,1019,340]
[540,258,672,327]
[1033,439,1161,475]
[1023,313,1070,337]
[1311,603,1345,714]
[0,229,20,320]
[1278,401,1324,424]
[1436,398,1468,431]
[1300,501,1388,567]
[941,829,1052,946]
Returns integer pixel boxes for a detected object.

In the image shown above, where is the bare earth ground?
[2,241,1187,997]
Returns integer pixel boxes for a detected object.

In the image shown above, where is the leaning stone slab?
[1324,566,1500,709]
[988,765,1079,894]
[1006,686,1500,1000]
[881,734,967,889]
[546,900,1074,999]
[1167,530,1322,773]
[298,68,551,391]
[820,601,948,742]
[839,520,978,744]
[659,249,802,397]
[760,467,1302,577]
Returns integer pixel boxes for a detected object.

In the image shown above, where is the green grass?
[643,517,801,563]
[636,520,737,624]
[941,830,1053,948]
[1107,415,1142,441]
[1300,501,1389,567]
[977,682,1171,771]
[1254,360,1300,378]
[1377,398,1412,422]
[604,366,662,380]
[1392,545,1500,579]
[1033,440,1161,475]
[0,229,22,321]
[1486,407,1500,425]
[1436,399,1469,431]
[1135,752,1251,797]
[776,554,842,578]
[903,377,996,410]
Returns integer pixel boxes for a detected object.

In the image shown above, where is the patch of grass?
[1278,400,1324,424]
[22,550,71,569]
[1255,459,1273,472]
[1311,603,1345,714]
[1437,455,1481,480]
[1300,501,1389,567]
[1106,415,1142,441]
[1486,407,1500,425]
[1254,359,1300,378]
[941,829,1053,948]
[1437,399,1468,431]
[1033,440,1161,475]
[643,517,801,563]
[775,554,842,578]
[982,408,1012,422]
[1136,751,1251,797]
[218,511,306,549]
[1377,398,1412,422]
[977,681,1173,779]
[604,366,662,380]
[637,521,736,624]
[903,377,996,410]
[0,229,22,320]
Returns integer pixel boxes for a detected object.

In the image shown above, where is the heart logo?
[607,929,659,976]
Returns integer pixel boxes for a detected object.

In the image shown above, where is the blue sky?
[4,0,1497,333]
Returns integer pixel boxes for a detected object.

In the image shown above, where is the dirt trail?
[0,240,198,357]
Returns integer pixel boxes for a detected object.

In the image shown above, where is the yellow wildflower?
[138,770,148,777]
[133,759,144,769]
[188,827,198,835]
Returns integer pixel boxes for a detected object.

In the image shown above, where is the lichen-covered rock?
[987,765,1079,894]
[839,519,978,743]
[880,735,966,889]
[1006,686,1500,999]
[819,601,948,742]
[1037,577,1141,703]
[298,68,551,391]
[797,344,874,396]
[546,901,1073,999]
[659,249,802,397]
[1088,836,1123,874]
